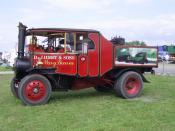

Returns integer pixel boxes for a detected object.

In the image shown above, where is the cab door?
[78,33,99,77]
[88,33,99,77]
[78,54,88,77]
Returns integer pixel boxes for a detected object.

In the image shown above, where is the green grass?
[0,74,175,131]
[0,66,12,71]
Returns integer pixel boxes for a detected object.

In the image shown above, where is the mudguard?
[114,68,150,83]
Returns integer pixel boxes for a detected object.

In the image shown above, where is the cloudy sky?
[0,0,175,51]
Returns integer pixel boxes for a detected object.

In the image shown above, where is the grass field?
[0,66,12,71]
[0,74,175,131]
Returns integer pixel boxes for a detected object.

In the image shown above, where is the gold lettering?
[43,60,74,66]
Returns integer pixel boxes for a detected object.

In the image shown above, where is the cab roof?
[26,28,99,36]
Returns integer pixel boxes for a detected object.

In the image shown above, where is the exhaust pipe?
[18,22,27,58]
[14,23,31,75]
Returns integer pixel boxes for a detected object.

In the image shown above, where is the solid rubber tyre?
[10,77,19,99]
[114,71,143,99]
[18,74,52,106]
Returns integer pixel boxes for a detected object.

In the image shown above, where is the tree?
[126,41,147,46]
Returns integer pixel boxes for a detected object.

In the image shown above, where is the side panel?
[33,53,77,75]
[114,46,158,67]
[78,54,88,77]
[88,33,99,77]
[100,35,113,76]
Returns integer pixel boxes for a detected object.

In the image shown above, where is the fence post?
[162,60,165,75]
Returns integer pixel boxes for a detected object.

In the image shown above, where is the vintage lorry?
[11,23,158,105]
[158,45,175,62]
[167,45,175,62]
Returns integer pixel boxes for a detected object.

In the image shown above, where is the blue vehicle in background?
[158,45,170,61]
[158,45,175,62]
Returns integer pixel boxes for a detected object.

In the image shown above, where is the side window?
[65,33,74,52]
[86,39,95,50]
[76,33,95,52]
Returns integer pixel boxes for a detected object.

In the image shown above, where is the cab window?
[75,33,95,52]
[26,32,95,53]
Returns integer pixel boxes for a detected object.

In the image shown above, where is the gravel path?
[0,71,14,75]
[154,62,175,76]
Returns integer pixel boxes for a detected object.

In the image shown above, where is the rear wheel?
[10,78,19,99]
[114,71,143,99]
[18,74,52,106]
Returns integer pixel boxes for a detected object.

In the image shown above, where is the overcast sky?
[0,0,175,51]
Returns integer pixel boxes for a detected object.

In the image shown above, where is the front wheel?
[114,71,143,99]
[18,74,52,106]
[10,78,19,99]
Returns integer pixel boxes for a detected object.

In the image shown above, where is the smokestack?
[18,22,27,58]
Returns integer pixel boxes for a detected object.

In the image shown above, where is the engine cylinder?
[14,58,31,72]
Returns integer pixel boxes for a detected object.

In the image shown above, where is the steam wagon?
[11,23,158,105]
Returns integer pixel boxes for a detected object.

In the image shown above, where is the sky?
[0,0,175,51]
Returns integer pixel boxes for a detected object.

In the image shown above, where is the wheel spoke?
[25,80,47,101]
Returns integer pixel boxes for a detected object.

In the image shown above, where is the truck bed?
[114,46,158,67]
